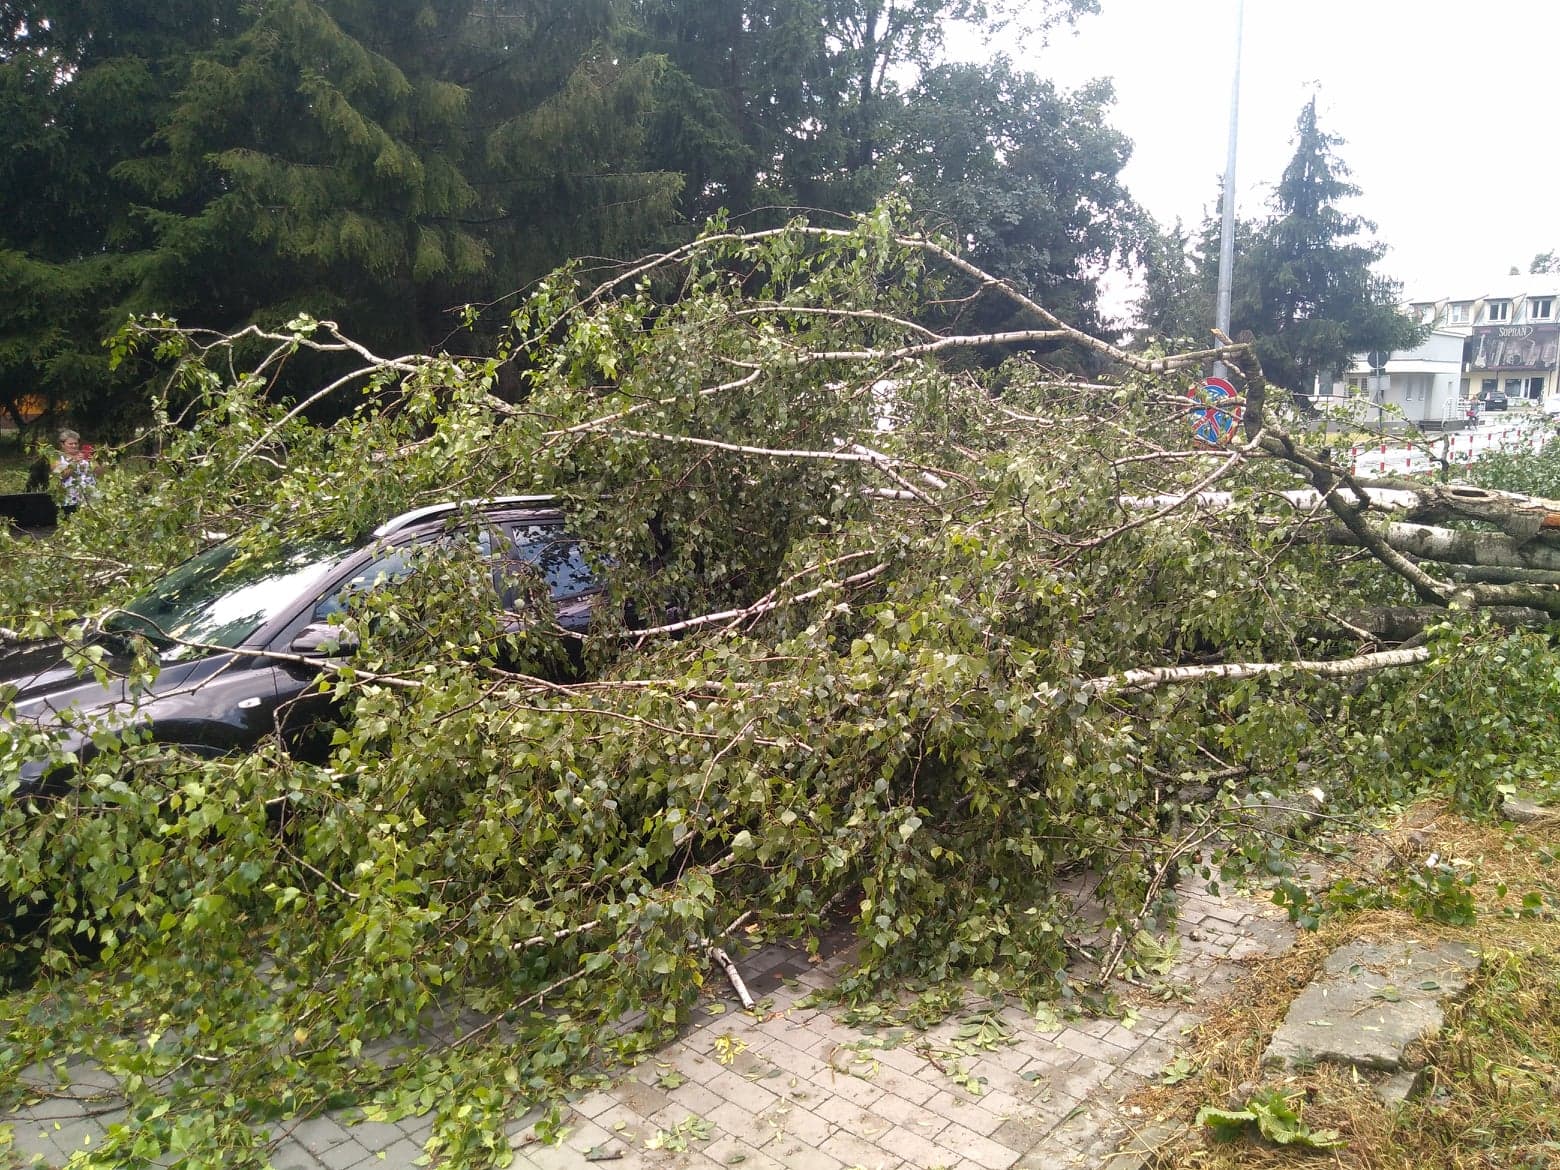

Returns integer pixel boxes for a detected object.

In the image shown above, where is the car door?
[144,652,285,757]
[263,544,415,758]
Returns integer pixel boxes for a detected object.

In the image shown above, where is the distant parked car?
[1480,390,1509,412]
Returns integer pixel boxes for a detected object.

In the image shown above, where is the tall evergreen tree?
[630,0,825,221]
[0,1,238,430]
[1248,98,1418,393]
[129,0,682,354]
[1135,100,1418,394]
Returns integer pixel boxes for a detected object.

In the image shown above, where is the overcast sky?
[997,0,1560,308]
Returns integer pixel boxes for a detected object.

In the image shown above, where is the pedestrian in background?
[53,428,97,515]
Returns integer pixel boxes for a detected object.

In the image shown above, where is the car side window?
[310,524,505,623]
[312,549,414,620]
[508,524,597,602]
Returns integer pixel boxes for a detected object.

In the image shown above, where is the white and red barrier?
[1347,420,1547,478]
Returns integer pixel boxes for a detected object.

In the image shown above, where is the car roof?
[372,495,560,538]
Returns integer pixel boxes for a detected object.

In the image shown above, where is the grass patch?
[0,446,35,493]
[1133,806,1560,1169]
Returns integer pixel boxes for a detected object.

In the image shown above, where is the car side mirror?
[289,622,359,657]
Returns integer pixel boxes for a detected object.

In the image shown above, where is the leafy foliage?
[2,209,1558,1166]
[1466,433,1560,501]
[1197,1087,1345,1149]
[885,65,1140,334]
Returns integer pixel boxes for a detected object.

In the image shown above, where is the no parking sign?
[1187,376,1242,445]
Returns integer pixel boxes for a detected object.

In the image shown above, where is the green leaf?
[1196,1106,1255,1142]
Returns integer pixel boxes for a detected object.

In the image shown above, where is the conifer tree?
[1248,97,1418,394]
[1134,100,1419,393]
[132,0,681,354]
[0,1,238,429]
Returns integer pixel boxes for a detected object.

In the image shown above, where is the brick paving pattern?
[2,875,1296,1169]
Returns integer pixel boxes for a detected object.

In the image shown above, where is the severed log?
[1443,564,1560,586]
[1126,483,1560,548]
[1396,483,1560,539]
[1345,605,1552,643]
[1327,521,1560,573]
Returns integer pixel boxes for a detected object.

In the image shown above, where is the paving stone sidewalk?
[3,877,1296,1170]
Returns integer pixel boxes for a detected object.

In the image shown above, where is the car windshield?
[105,539,347,662]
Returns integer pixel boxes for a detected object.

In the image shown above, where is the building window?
[1460,378,1470,395]
[1448,302,1471,323]
[1483,379,1498,395]
[1529,297,1554,321]
[1487,300,1512,322]
[1505,378,1523,397]
[1529,377,1545,398]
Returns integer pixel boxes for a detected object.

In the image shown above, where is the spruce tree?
[0,1,237,430]
[1135,100,1419,394]
[133,0,682,354]
[1238,98,1418,394]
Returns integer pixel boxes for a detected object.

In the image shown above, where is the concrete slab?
[1501,796,1559,825]
[1262,938,1481,1073]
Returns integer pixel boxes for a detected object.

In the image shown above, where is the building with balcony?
[1331,278,1560,424]
[1407,277,1560,405]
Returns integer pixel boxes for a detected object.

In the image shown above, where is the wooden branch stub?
[710,947,755,1009]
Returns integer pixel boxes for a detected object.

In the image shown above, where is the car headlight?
[3,724,86,800]
[15,756,49,791]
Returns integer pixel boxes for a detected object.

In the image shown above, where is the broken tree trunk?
[1345,605,1553,643]
[1327,522,1560,573]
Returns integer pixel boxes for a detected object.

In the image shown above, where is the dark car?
[1480,390,1508,411]
[1,497,598,796]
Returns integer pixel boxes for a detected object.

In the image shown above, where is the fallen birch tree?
[3,206,1560,1167]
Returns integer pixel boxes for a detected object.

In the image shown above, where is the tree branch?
[1083,646,1432,696]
